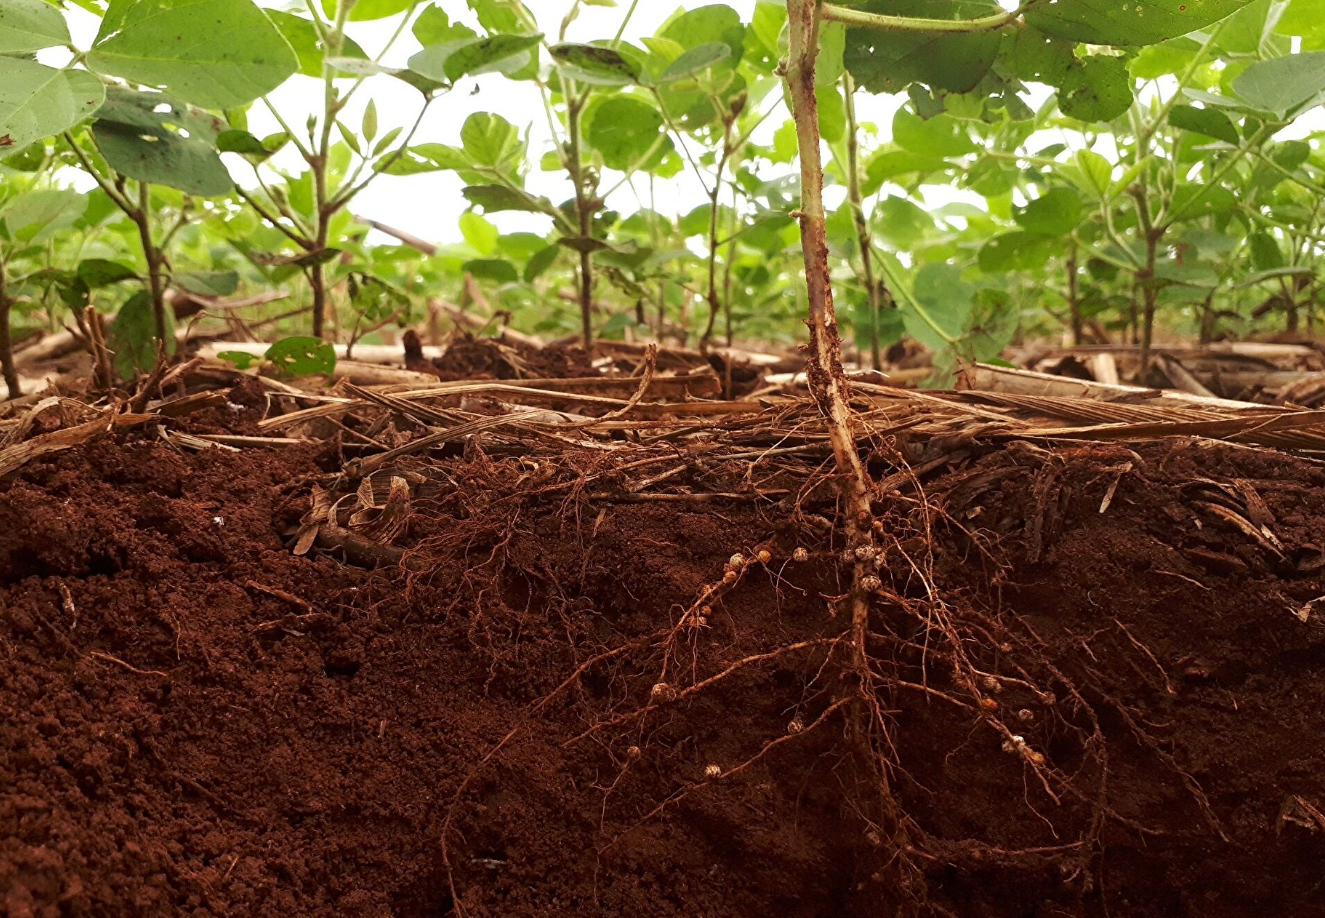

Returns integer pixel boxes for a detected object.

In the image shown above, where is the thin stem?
[0,254,19,400]
[134,182,170,343]
[62,133,133,212]
[700,123,734,352]
[821,1,1021,33]
[612,0,641,45]
[235,185,313,247]
[843,72,884,370]
[565,90,596,348]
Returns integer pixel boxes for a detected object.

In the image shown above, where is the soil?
[405,330,597,381]
[3,396,1325,918]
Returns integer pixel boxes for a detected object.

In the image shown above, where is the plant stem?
[843,72,885,370]
[700,127,733,352]
[785,0,876,679]
[0,256,19,400]
[1066,242,1082,345]
[565,90,596,349]
[821,1,1020,32]
[307,0,350,340]
[1130,186,1160,376]
[134,183,169,343]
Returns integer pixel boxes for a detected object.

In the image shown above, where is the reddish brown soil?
[406,331,597,381]
[2,409,1325,917]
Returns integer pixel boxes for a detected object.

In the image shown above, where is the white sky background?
[53,1,1322,246]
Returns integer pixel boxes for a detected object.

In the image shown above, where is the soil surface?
[2,398,1325,917]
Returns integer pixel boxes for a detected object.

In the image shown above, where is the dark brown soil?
[3,411,1325,917]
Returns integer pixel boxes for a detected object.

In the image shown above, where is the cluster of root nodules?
[4,416,1325,917]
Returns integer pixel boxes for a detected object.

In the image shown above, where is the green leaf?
[268,10,368,79]
[977,231,1057,273]
[265,335,336,376]
[459,211,498,255]
[660,4,744,61]
[1059,56,1133,123]
[903,262,973,353]
[1248,231,1284,271]
[174,270,239,296]
[1169,184,1238,222]
[523,243,559,282]
[586,95,664,170]
[460,111,524,171]
[1013,187,1082,236]
[873,195,934,248]
[0,0,70,53]
[549,42,640,86]
[843,0,1003,94]
[216,350,259,369]
[468,0,523,35]
[1010,25,1076,85]
[1168,103,1240,143]
[817,83,845,143]
[414,5,477,45]
[91,89,232,196]
[348,272,409,321]
[892,109,976,159]
[1,189,87,242]
[1231,51,1325,116]
[217,128,274,158]
[655,41,732,83]
[865,148,944,192]
[461,184,553,214]
[87,0,298,111]
[1058,149,1114,199]
[1027,0,1259,47]
[323,0,414,21]
[0,59,105,151]
[462,258,518,283]
[109,290,172,377]
[77,258,138,287]
[408,33,542,83]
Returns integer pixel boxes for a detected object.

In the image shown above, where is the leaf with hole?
[91,89,232,196]
[265,335,336,377]
[1059,56,1133,123]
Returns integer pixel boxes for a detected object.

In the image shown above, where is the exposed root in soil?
[6,372,1325,916]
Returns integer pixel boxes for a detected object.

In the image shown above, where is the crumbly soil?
[2,399,1324,918]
